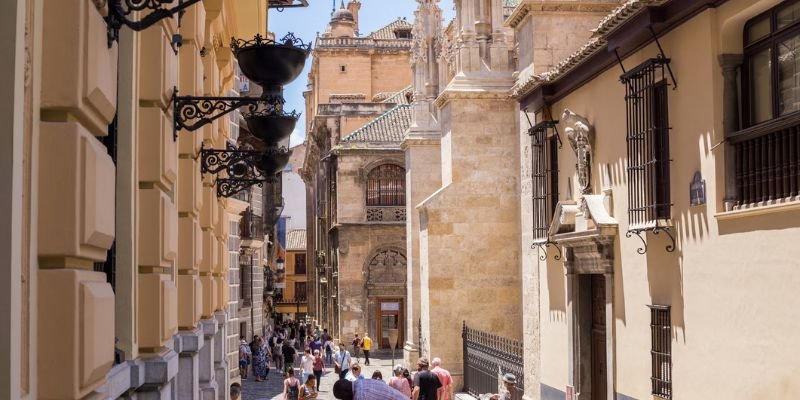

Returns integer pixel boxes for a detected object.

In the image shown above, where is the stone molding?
[505,1,620,29]
[433,84,515,108]
[141,347,180,387]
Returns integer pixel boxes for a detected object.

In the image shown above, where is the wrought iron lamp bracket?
[173,88,286,140]
[105,0,201,47]
[199,145,280,198]
[625,225,676,255]
[531,241,563,261]
[269,0,310,11]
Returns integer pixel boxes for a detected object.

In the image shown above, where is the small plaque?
[690,171,706,206]
[381,302,400,311]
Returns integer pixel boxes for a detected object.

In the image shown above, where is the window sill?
[715,199,800,220]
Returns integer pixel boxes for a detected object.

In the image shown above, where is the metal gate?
[462,321,524,400]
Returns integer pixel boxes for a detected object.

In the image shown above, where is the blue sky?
[268,0,455,147]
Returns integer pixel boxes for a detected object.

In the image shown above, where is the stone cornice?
[505,1,621,29]
[434,87,514,109]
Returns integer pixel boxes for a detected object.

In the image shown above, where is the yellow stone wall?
[529,1,800,399]
[0,0,269,398]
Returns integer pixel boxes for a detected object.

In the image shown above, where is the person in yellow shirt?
[361,333,372,366]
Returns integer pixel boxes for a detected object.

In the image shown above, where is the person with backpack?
[283,368,302,400]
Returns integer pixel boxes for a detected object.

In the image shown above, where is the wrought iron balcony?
[274,297,307,305]
[240,209,264,246]
[366,206,406,222]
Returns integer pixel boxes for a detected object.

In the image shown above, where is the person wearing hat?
[333,377,410,400]
[412,358,442,400]
[482,373,517,400]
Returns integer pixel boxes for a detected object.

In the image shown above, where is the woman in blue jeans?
[333,343,351,380]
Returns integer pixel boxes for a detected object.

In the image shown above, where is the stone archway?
[365,248,407,349]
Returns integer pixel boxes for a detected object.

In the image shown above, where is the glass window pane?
[747,16,771,45]
[779,34,800,116]
[778,2,800,30]
[750,48,773,124]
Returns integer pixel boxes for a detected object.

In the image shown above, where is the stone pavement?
[241,350,405,400]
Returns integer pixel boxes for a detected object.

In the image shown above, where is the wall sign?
[690,171,706,206]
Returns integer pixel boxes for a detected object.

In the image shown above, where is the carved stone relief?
[562,108,594,195]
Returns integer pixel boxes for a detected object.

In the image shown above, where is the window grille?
[528,120,561,260]
[622,58,675,253]
[648,305,672,399]
[295,253,307,275]
[366,164,405,207]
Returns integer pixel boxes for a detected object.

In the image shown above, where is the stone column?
[718,54,743,211]
[137,345,180,399]
[175,327,205,398]
[198,318,218,400]
[214,310,229,400]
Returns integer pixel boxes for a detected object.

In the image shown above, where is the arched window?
[366,164,405,206]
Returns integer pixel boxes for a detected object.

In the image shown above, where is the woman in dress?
[252,336,268,382]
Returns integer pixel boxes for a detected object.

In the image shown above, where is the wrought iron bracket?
[105,0,201,47]
[200,145,277,198]
[615,27,677,90]
[625,225,676,255]
[173,89,285,140]
[531,241,562,261]
[523,107,563,148]
[269,0,310,11]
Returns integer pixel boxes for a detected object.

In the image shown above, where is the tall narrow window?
[295,253,306,275]
[648,305,672,399]
[366,164,406,207]
[623,58,672,227]
[295,282,308,301]
[529,120,559,244]
[731,0,800,208]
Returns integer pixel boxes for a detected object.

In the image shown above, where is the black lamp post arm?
[105,0,202,46]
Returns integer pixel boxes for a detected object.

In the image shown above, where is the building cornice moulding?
[505,1,620,28]
[434,86,514,108]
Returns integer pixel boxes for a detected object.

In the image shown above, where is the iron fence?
[462,322,524,400]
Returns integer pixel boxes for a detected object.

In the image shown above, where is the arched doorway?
[365,248,407,349]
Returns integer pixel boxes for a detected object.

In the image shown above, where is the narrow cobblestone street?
[241,351,401,400]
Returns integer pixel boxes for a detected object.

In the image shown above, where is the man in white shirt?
[300,348,315,384]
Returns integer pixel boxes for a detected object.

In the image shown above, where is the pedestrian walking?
[324,336,335,365]
[283,339,298,375]
[312,350,325,392]
[351,333,362,363]
[479,373,516,400]
[238,337,251,379]
[403,368,414,392]
[283,368,302,400]
[334,343,352,380]
[252,337,269,382]
[361,333,372,366]
[412,358,441,400]
[300,348,315,384]
[389,365,413,398]
[431,357,453,400]
[333,378,411,400]
[273,338,285,373]
[300,374,319,400]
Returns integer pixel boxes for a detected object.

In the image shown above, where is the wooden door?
[590,275,607,400]
[376,299,404,349]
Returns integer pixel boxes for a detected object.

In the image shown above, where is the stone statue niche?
[561,108,594,195]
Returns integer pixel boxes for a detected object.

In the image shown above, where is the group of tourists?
[331,356,454,400]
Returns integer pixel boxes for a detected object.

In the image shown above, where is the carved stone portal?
[562,108,594,195]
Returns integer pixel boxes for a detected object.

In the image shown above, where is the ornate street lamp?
[104,0,202,46]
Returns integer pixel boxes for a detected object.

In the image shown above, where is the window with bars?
[295,282,307,301]
[731,1,800,208]
[529,121,559,242]
[648,305,672,399]
[366,164,406,207]
[623,59,672,227]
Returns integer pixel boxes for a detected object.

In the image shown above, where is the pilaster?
[198,318,218,400]
[718,54,743,211]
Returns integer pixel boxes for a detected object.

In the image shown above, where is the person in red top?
[312,349,325,392]
[430,357,453,400]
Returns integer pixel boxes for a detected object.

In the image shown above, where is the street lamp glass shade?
[276,257,285,270]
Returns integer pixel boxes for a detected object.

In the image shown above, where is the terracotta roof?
[286,229,306,251]
[367,18,414,40]
[378,85,413,105]
[510,0,670,99]
[341,104,411,143]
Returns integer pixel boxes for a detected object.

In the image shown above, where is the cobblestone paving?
[241,350,403,400]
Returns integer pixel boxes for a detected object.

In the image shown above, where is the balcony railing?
[366,206,406,222]
[240,209,264,243]
[730,114,800,209]
[274,297,308,305]
[316,37,412,50]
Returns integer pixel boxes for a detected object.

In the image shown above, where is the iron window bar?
[648,305,672,399]
[526,115,562,261]
[105,0,201,47]
[621,57,676,255]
